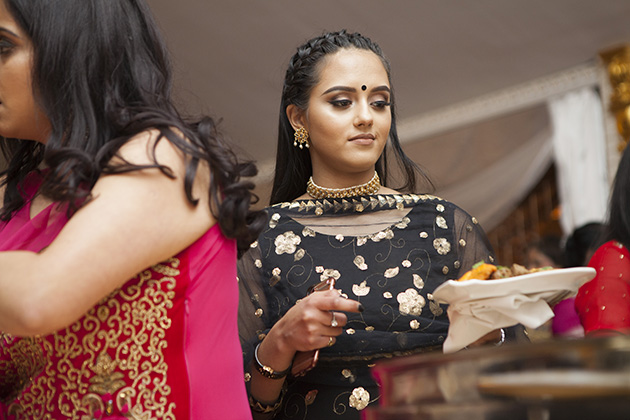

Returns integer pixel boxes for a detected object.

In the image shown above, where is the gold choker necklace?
[307,172,381,199]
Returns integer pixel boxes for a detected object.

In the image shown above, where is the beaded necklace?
[306,171,381,199]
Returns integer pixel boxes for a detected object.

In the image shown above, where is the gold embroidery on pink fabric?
[0,334,45,404]
[89,353,127,395]
[5,258,179,419]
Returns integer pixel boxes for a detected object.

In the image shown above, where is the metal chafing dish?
[363,336,630,420]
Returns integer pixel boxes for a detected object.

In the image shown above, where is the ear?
[286,104,306,131]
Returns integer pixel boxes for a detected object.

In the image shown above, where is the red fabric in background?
[575,241,630,335]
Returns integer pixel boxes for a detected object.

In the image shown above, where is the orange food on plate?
[457,261,553,281]
[457,262,497,281]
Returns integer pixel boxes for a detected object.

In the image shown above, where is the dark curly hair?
[0,0,265,252]
[603,144,630,251]
[270,29,432,204]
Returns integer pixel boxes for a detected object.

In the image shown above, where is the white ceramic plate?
[432,267,596,305]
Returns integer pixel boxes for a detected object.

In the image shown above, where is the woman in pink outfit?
[0,0,265,418]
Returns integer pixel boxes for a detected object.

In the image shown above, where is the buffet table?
[363,336,630,420]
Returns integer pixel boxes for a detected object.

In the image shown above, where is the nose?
[354,101,373,127]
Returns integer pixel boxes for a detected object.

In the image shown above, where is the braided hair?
[270,30,431,204]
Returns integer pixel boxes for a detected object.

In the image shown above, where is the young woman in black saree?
[238,30,502,419]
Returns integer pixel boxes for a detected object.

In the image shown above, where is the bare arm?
[0,131,216,335]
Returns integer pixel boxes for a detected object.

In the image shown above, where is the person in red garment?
[0,0,265,418]
[575,145,630,336]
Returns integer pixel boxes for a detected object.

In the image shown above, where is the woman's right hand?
[279,289,362,352]
[256,289,363,374]
[248,289,363,410]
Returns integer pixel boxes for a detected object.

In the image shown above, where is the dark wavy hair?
[603,144,630,250]
[564,222,604,267]
[0,0,265,252]
[270,29,432,204]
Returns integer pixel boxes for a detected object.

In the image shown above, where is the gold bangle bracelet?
[248,394,283,414]
[254,342,290,380]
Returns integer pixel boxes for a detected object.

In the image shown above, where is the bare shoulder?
[115,128,185,167]
[112,128,211,200]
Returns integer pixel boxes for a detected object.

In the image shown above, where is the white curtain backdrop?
[433,87,609,236]
[548,87,609,235]
[438,127,554,232]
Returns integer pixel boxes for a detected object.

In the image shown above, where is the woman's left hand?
[466,328,504,348]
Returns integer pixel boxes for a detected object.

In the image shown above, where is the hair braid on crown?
[283,30,388,109]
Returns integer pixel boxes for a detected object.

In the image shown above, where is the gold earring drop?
[294,127,309,149]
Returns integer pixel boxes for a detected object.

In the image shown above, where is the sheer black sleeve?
[237,244,270,369]
[452,205,496,278]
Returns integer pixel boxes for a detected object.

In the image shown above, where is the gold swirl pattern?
[0,334,45,404]
[3,258,180,419]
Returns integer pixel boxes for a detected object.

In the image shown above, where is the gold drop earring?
[293,127,309,149]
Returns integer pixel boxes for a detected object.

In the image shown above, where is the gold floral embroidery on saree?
[4,258,179,420]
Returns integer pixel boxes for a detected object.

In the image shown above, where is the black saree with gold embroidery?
[238,194,495,419]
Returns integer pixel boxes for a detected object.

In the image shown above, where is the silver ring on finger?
[330,311,338,328]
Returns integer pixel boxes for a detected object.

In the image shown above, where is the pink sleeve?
[183,226,253,420]
[575,241,630,335]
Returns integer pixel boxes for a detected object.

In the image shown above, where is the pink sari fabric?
[0,172,251,420]
[0,171,69,253]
